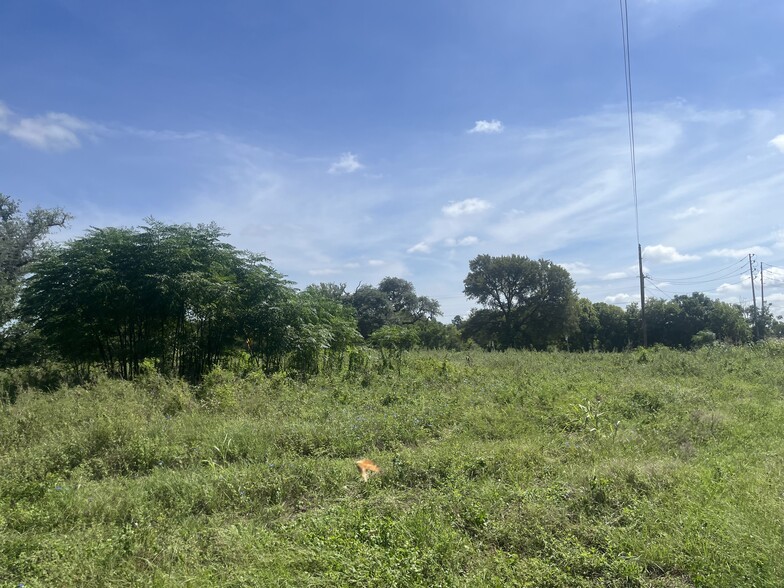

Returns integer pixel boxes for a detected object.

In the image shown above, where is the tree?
[20,221,292,381]
[573,298,600,351]
[378,276,442,324]
[0,194,70,332]
[463,254,579,349]
[349,285,392,338]
[288,286,362,374]
[370,325,419,371]
[593,302,629,351]
[347,277,442,338]
[638,294,750,349]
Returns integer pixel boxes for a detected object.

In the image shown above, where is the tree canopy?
[20,221,293,380]
[463,254,579,349]
[0,194,70,328]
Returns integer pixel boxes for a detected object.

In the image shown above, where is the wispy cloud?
[643,244,700,263]
[407,242,431,254]
[468,119,504,134]
[18,98,784,320]
[445,236,479,247]
[708,246,771,258]
[769,134,784,154]
[0,102,93,151]
[442,198,492,217]
[328,152,363,174]
[559,262,592,277]
[673,206,705,220]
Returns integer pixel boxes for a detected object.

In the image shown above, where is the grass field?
[2,345,784,587]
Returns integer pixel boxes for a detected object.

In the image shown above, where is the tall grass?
[2,344,783,586]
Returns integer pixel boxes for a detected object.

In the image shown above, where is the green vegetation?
[2,197,780,387]
[2,345,783,586]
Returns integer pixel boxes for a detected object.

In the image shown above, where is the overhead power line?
[619,0,640,245]
[647,257,747,283]
[619,0,647,346]
[648,269,747,287]
[645,275,747,298]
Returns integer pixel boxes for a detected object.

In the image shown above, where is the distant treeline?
[1,195,780,386]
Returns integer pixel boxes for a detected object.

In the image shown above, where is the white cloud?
[468,119,504,134]
[445,235,479,247]
[442,198,491,217]
[603,272,628,280]
[708,246,771,258]
[764,292,784,305]
[367,259,385,266]
[643,244,700,263]
[328,152,363,174]
[770,134,784,154]
[559,262,591,276]
[673,206,705,220]
[407,242,431,254]
[762,266,784,283]
[716,281,744,294]
[1,105,92,151]
[605,293,634,305]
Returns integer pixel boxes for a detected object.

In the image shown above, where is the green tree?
[378,276,442,324]
[415,320,463,350]
[20,221,292,381]
[370,324,419,371]
[463,254,579,349]
[0,195,70,362]
[593,302,629,351]
[287,287,362,375]
[572,298,600,351]
[349,285,392,338]
[639,294,750,349]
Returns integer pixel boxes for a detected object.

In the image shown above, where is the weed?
[1,348,783,586]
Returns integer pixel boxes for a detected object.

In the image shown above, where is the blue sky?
[3,0,784,320]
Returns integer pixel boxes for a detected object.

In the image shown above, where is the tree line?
[1,195,780,386]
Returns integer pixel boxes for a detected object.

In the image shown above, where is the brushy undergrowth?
[2,344,784,586]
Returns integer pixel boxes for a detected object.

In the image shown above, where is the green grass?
[2,345,784,586]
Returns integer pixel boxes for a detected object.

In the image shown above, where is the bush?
[691,330,717,348]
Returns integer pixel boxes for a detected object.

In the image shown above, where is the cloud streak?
[442,198,492,217]
[328,152,363,174]
[0,102,93,151]
[468,119,504,134]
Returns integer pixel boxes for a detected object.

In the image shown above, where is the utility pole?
[760,262,766,339]
[749,254,758,339]
[638,243,647,347]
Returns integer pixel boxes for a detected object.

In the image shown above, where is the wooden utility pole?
[749,254,758,339]
[638,243,647,347]
[760,262,766,339]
